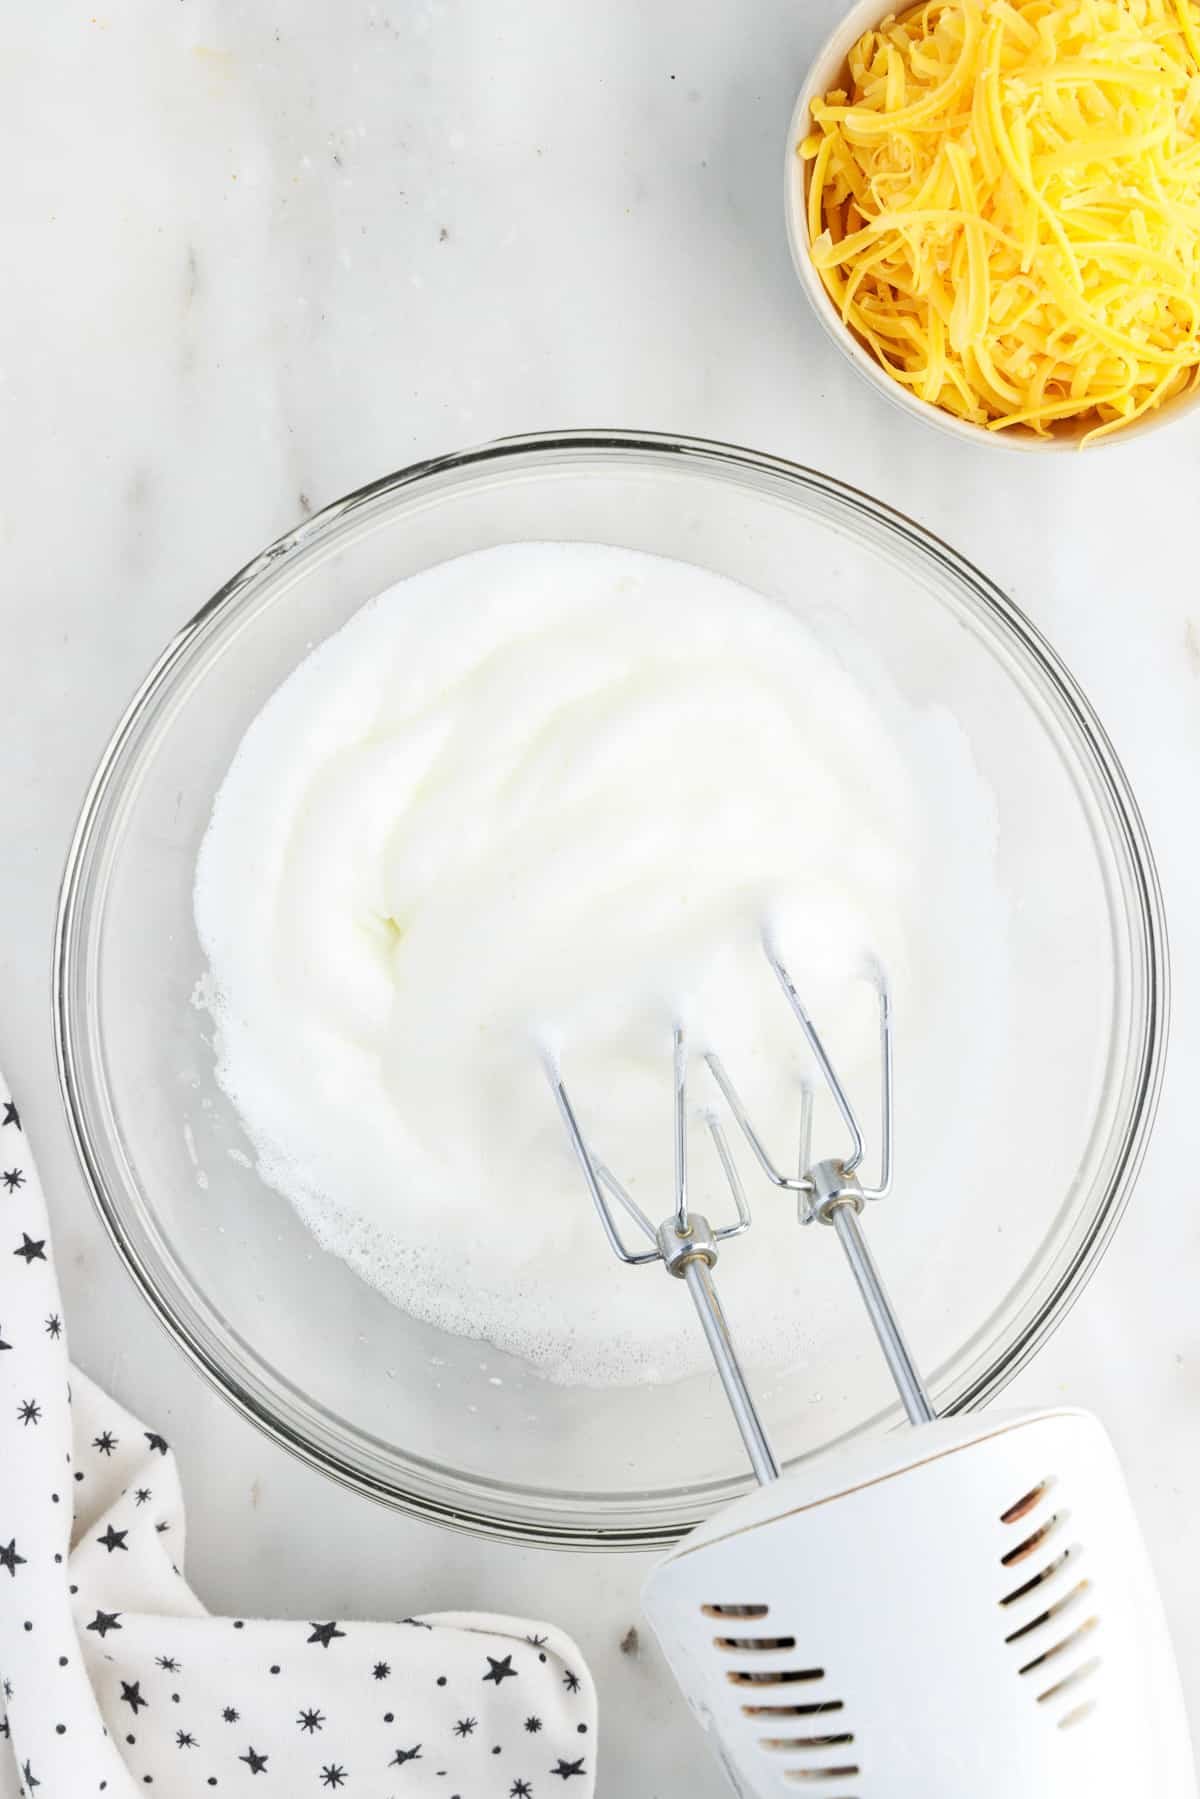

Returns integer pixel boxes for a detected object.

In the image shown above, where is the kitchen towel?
[0,1075,597,1797]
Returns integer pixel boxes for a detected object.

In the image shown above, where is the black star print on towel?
[2,1100,20,1129]
[120,1680,148,1715]
[0,1539,27,1577]
[0,1110,596,1799]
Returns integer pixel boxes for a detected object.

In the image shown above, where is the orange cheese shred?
[801,0,1200,440]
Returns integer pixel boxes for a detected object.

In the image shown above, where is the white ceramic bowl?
[784,0,1200,452]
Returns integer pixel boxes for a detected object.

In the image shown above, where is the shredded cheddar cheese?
[800,0,1200,440]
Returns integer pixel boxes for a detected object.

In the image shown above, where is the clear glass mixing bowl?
[54,431,1167,1549]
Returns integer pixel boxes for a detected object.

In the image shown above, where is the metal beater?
[547,939,933,1491]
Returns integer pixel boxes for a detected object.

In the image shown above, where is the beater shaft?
[684,1259,780,1484]
[830,1202,934,1426]
[653,1213,780,1483]
[677,1247,780,1484]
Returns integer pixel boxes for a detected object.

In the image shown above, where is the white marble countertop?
[3,2,1198,1791]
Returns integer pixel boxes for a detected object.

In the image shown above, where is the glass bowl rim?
[53,427,1170,1550]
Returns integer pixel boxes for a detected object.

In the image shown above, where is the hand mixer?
[549,948,1196,1797]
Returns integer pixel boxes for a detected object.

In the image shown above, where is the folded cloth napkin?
[0,1076,597,1797]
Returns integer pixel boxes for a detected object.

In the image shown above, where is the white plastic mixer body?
[643,1407,1196,1797]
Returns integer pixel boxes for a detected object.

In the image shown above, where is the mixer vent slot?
[715,1634,797,1652]
[784,1767,860,1784]
[1000,1514,1061,1566]
[742,1701,845,1719]
[1036,1656,1101,1707]
[703,1603,769,1619]
[1000,1481,1049,1524]
[762,1732,854,1751]
[999,1479,1099,1729]
[727,1667,825,1687]
[1058,1699,1097,1731]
